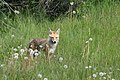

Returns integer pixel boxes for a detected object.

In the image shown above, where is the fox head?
[48,28,60,44]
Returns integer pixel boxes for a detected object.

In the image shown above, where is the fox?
[28,28,60,63]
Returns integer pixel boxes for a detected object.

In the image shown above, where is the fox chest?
[48,48,56,53]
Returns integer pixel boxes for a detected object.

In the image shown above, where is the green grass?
[0,2,120,80]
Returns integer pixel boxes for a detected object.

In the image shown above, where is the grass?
[0,1,120,80]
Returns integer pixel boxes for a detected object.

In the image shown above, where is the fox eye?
[51,37,54,39]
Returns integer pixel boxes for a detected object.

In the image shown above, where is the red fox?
[28,28,60,63]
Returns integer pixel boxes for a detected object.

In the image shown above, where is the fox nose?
[53,41,56,44]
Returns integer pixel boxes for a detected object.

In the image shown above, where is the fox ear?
[56,28,60,34]
[49,28,52,34]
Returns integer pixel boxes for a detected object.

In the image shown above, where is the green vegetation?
[0,1,120,80]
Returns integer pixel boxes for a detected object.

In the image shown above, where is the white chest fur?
[48,44,57,54]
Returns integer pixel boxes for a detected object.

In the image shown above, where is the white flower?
[85,66,88,69]
[13,48,17,52]
[14,55,18,59]
[14,53,19,56]
[39,45,43,48]
[44,78,48,80]
[14,10,20,14]
[59,57,63,62]
[109,67,112,70]
[34,53,39,56]
[88,66,92,68]
[11,35,15,38]
[64,65,68,69]
[103,77,106,79]
[24,57,28,60]
[99,72,104,76]
[70,2,74,5]
[72,11,76,14]
[112,79,115,80]
[92,74,97,78]
[85,41,89,43]
[1,64,4,67]
[89,38,93,41]
[20,49,25,53]
[82,16,86,18]
[37,74,42,78]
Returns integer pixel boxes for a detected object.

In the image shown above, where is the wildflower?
[24,57,28,60]
[1,64,4,67]
[70,2,74,6]
[112,79,115,80]
[11,35,15,38]
[85,41,89,43]
[39,45,43,48]
[89,38,92,41]
[72,11,76,14]
[103,77,106,79]
[14,10,20,14]
[59,57,63,62]
[92,74,97,78]
[99,72,104,76]
[14,53,19,56]
[85,66,88,69]
[14,55,18,59]
[34,53,39,56]
[13,48,17,52]
[44,78,48,80]
[37,74,42,78]
[109,67,112,70]
[20,49,25,53]
[82,16,86,18]
[64,65,68,69]
[88,66,92,69]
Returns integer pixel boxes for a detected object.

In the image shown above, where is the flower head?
[59,57,63,62]
[92,74,97,78]
[11,35,15,38]
[73,11,76,14]
[14,10,20,14]
[44,78,48,80]
[64,65,68,69]
[34,52,39,56]
[70,2,74,5]
[37,74,42,78]
[20,49,25,53]
[89,38,93,41]
[14,55,19,59]
[13,48,17,52]
[14,53,19,56]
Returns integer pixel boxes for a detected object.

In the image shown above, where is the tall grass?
[0,1,120,80]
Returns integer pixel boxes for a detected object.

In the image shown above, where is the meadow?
[0,1,120,80]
